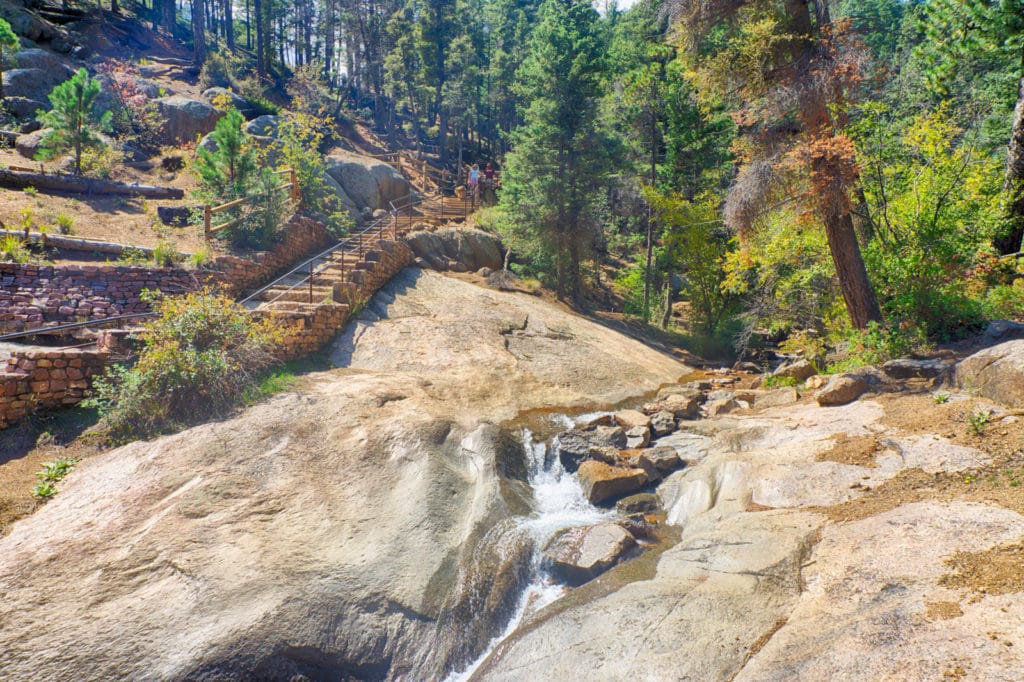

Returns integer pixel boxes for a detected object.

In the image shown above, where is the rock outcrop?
[0,270,688,681]
[154,96,223,145]
[325,150,412,213]
[405,227,504,273]
[954,340,1024,407]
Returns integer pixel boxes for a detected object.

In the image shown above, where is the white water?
[447,414,615,681]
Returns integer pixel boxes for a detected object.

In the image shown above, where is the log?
[0,169,185,199]
[0,229,188,259]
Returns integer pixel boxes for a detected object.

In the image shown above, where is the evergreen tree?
[193,107,258,200]
[0,19,19,102]
[499,0,618,300]
[37,68,112,176]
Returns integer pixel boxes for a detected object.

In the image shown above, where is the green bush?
[86,290,281,441]
[827,322,928,373]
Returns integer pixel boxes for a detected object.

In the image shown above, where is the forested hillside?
[5,0,1024,365]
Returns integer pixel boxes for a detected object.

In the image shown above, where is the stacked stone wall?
[0,215,333,335]
[0,349,110,427]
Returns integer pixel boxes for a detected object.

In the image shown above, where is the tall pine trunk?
[191,0,206,64]
[996,63,1024,254]
[819,182,883,328]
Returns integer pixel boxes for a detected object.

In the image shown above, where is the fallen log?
[0,229,188,259]
[0,168,184,199]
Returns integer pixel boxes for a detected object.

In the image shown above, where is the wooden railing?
[203,168,300,241]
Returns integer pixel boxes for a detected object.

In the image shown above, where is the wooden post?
[204,205,212,241]
[378,218,383,241]
[290,168,300,207]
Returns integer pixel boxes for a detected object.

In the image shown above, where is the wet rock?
[954,340,1024,407]
[556,425,627,472]
[586,446,621,466]
[755,387,799,409]
[682,380,712,391]
[614,409,650,430]
[815,375,868,406]
[772,359,816,382]
[649,410,677,437]
[542,523,637,585]
[641,446,684,474]
[616,492,661,514]
[625,425,651,449]
[577,460,648,505]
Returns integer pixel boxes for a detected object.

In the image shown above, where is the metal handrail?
[0,312,156,343]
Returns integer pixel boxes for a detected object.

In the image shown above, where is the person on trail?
[483,161,495,187]
[468,165,480,199]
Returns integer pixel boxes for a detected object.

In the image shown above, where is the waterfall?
[446,415,617,681]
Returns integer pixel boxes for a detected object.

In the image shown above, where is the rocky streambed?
[5,267,1024,681]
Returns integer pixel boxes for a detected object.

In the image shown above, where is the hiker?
[468,165,480,199]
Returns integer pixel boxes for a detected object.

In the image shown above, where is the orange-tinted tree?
[671,0,882,328]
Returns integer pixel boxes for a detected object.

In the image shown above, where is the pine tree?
[0,19,19,102]
[499,0,617,300]
[37,68,112,176]
[193,107,258,201]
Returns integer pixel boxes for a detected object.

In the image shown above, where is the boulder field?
[0,269,687,681]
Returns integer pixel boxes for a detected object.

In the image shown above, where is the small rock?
[542,523,636,584]
[649,411,677,437]
[682,380,712,391]
[15,128,50,159]
[772,359,816,382]
[707,389,734,402]
[644,390,702,419]
[733,361,761,373]
[3,96,46,119]
[805,375,828,390]
[577,460,648,505]
[982,320,1024,346]
[882,357,952,380]
[815,375,868,406]
[755,387,799,408]
[642,446,684,474]
[586,414,615,427]
[625,425,650,449]
[614,409,651,430]
[615,493,661,515]
[704,398,741,417]
[157,206,193,227]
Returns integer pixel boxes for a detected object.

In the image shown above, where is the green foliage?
[764,375,798,388]
[968,408,991,436]
[827,322,927,373]
[152,239,182,267]
[54,213,75,235]
[193,107,258,201]
[854,107,1002,339]
[36,68,113,176]
[272,113,352,236]
[36,457,78,483]
[86,290,281,441]
[0,18,20,102]
[0,234,31,263]
[187,244,214,268]
[934,393,950,404]
[498,0,618,299]
[32,481,56,501]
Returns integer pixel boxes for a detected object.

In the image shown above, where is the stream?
[447,411,629,681]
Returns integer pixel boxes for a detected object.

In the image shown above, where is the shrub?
[54,212,75,235]
[827,322,928,373]
[0,234,30,262]
[86,290,281,441]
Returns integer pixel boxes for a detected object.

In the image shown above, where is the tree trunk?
[643,210,652,322]
[191,0,206,65]
[661,270,673,329]
[254,0,264,73]
[996,66,1024,254]
[820,188,883,328]
[224,0,234,48]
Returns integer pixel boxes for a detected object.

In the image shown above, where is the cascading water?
[447,413,618,681]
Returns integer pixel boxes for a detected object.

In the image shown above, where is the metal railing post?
[308,258,314,303]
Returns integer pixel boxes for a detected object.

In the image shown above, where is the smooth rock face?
[542,523,637,584]
[815,375,867,406]
[405,228,503,272]
[3,96,46,119]
[2,65,71,103]
[155,96,223,145]
[477,397,1024,682]
[954,340,1024,407]
[326,150,411,211]
[755,387,799,408]
[577,460,648,505]
[0,270,689,682]
[644,389,702,418]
